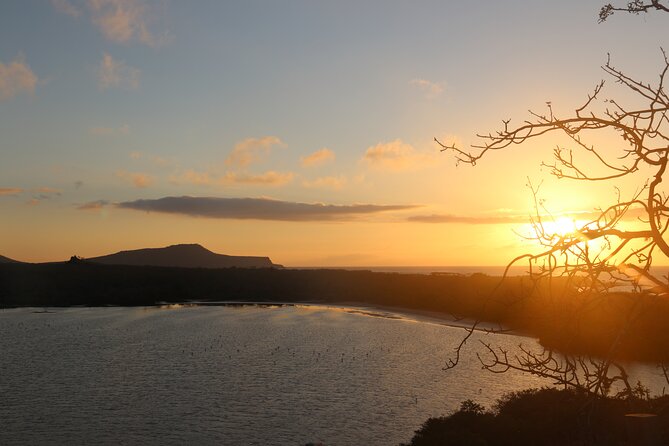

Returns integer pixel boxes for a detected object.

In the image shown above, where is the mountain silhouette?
[86,244,280,269]
[0,255,20,264]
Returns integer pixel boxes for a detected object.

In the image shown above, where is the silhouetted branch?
[599,1,669,22]
[439,53,669,395]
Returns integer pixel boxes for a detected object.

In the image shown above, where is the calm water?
[289,265,529,275]
[291,265,669,277]
[0,305,665,445]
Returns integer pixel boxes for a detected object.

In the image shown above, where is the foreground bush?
[404,387,669,446]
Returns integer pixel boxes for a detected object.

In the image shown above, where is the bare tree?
[437,51,669,397]
[599,0,669,22]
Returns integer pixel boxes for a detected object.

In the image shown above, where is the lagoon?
[0,305,664,445]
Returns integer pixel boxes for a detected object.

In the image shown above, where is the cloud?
[408,214,523,224]
[116,170,153,188]
[222,171,294,186]
[407,208,647,225]
[87,0,160,46]
[302,175,347,190]
[33,187,62,198]
[117,196,419,221]
[409,78,444,98]
[74,180,84,189]
[0,55,38,102]
[225,136,285,168]
[52,0,166,46]
[77,199,109,211]
[0,187,23,196]
[0,186,62,203]
[170,136,293,188]
[24,187,63,206]
[90,124,129,135]
[362,139,436,171]
[51,0,82,17]
[177,169,294,187]
[98,53,140,90]
[301,148,335,167]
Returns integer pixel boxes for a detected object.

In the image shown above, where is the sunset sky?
[1,1,668,266]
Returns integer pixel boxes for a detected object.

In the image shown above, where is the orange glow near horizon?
[543,217,581,238]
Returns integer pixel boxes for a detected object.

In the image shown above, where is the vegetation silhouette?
[404,387,669,446]
[2,262,669,363]
[403,3,669,444]
[599,0,669,22]
[437,4,669,396]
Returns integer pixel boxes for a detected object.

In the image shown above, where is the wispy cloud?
[24,187,64,206]
[88,0,161,46]
[0,55,38,102]
[77,199,109,211]
[225,136,285,168]
[177,169,294,187]
[98,52,140,90]
[362,139,436,172]
[301,148,335,167]
[408,208,648,225]
[0,187,23,196]
[33,187,62,197]
[52,0,166,46]
[408,213,523,224]
[0,187,63,199]
[90,124,129,136]
[222,171,294,186]
[409,78,444,98]
[117,196,419,221]
[302,175,347,190]
[116,170,153,188]
[168,136,293,188]
[51,0,82,17]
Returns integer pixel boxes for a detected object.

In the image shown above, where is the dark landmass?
[1,262,668,363]
[403,387,669,446]
[86,243,280,268]
[0,255,20,264]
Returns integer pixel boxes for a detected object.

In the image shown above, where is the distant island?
[84,243,282,269]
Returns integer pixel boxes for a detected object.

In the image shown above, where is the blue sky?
[1,1,668,265]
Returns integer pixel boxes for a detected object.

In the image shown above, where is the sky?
[1,0,668,266]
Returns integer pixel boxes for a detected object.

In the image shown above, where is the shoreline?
[165,299,516,334]
[8,299,522,338]
[330,301,519,336]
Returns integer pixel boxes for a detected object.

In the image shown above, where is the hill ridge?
[86,243,279,269]
[0,255,20,264]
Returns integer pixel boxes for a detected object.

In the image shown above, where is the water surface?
[0,305,664,445]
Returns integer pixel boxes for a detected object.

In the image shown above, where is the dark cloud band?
[116,196,417,221]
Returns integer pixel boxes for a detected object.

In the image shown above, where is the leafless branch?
[440,53,669,395]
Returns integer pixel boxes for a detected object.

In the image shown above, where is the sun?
[550,217,578,237]
[535,217,584,240]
